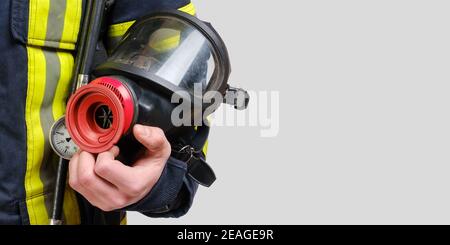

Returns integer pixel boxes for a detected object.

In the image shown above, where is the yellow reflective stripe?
[60,0,83,49]
[120,215,127,225]
[28,0,81,50]
[26,0,51,225]
[178,2,196,15]
[26,0,81,225]
[25,46,49,225]
[62,186,81,225]
[108,20,135,38]
[107,2,197,38]
[54,52,81,225]
[28,0,50,47]
[202,140,209,157]
[202,117,211,157]
[149,30,181,52]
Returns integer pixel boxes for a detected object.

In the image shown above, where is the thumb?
[133,124,171,156]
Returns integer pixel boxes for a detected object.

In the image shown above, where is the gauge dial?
[49,116,79,160]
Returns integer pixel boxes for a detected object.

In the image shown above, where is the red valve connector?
[66,76,135,153]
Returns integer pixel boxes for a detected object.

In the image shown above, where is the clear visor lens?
[110,16,217,94]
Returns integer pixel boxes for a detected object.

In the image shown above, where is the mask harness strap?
[171,125,216,188]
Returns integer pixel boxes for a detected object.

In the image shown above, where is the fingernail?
[135,125,149,136]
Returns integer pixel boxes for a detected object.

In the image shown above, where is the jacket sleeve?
[124,156,199,218]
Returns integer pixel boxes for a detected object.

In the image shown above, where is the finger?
[77,152,122,206]
[69,151,100,205]
[96,146,120,165]
[94,158,138,191]
[95,146,136,190]
[68,151,80,190]
[133,125,170,157]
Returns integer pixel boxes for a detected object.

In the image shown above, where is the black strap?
[171,125,216,187]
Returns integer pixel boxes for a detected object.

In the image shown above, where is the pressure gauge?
[49,116,79,160]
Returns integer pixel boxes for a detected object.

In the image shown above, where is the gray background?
[129,0,450,224]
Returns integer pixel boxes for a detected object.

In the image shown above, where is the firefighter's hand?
[68,124,171,211]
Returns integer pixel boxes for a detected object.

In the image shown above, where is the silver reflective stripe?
[45,0,68,47]
[40,50,62,221]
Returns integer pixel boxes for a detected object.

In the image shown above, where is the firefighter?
[0,0,201,225]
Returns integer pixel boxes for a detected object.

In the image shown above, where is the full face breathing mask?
[65,10,249,162]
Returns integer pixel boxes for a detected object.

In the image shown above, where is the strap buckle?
[224,86,250,110]
[172,144,216,187]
